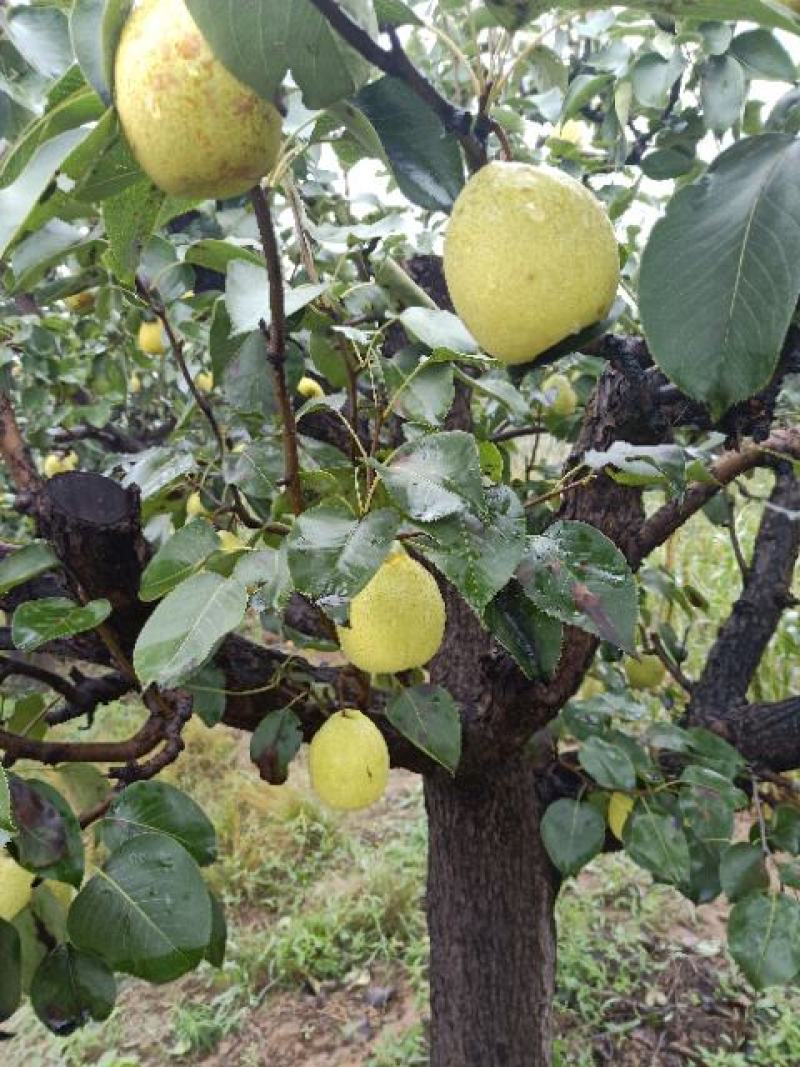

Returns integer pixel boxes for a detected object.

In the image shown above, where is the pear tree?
[1,1,800,1064]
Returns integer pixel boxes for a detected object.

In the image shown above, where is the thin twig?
[646,632,693,693]
[250,185,304,516]
[490,423,546,443]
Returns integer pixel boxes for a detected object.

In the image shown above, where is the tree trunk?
[424,758,559,1067]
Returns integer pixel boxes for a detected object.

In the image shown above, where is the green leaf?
[720,843,770,902]
[383,350,455,427]
[0,542,58,596]
[5,7,72,79]
[517,521,637,653]
[374,0,423,27]
[102,179,165,283]
[541,799,605,878]
[287,502,400,612]
[768,804,800,855]
[102,782,217,867]
[641,135,800,413]
[0,768,12,835]
[385,685,461,774]
[626,808,691,886]
[730,29,797,82]
[31,945,116,1035]
[579,737,636,791]
[133,573,248,689]
[631,52,684,110]
[249,709,304,785]
[778,859,800,889]
[375,431,487,524]
[11,598,111,653]
[687,727,745,780]
[483,581,563,679]
[139,519,221,602]
[205,892,227,968]
[10,777,84,888]
[728,892,800,989]
[701,56,746,133]
[184,665,227,728]
[68,834,212,984]
[420,486,527,614]
[355,76,465,212]
[225,260,328,334]
[224,441,287,500]
[399,308,479,354]
[0,920,22,1023]
[0,128,89,258]
[186,0,376,110]
[679,783,735,845]
[69,0,132,104]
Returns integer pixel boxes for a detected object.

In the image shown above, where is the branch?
[307,0,479,165]
[0,713,162,766]
[688,465,800,715]
[634,428,800,565]
[0,389,41,494]
[250,185,304,516]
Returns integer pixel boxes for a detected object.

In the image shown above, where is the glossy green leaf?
[720,843,770,902]
[287,502,400,612]
[517,521,637,653]
[701,56,746,133]
[133,573,248,688]
[31,945,116,1035]
[641,135,800,417]
[355,76,465,212]
[68,834,212,984]
[768,804,800,855]
[399,308,479,355]
[626,808,691,886]
[730,29,797,82]
[728,892,800,989]
[11,598,111,653]
[375,431,487,524]
[420,486,527,614]
[249,709,304,785]
[0,542,58,597]
[579,736,636,791]
[225,260,328,335]
[483,581,563,679]
[5,7,72,79]
[385,685,461,774]
[69,0,132,104]
[102,782,217,867]
[139,519,220,603]
[541,799,605,877]
[0,920,22,1023]
[10,777,84,888]
[184,665,227,728]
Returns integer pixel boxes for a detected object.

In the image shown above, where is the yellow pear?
[115,0,283,199]
[309,709,390,811]
[336,548,446,674]
[541,373,578,417]
[624,655,666,691]
[129,373,142,394]
[186,491,208,518]
[0,850,35,921]
[195,371,214,394]
[138,321,166,356]
[43,451,78,478]
[297,376,324,400]
[444,162,619,364]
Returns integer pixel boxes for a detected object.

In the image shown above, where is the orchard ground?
[5,487,800,1067]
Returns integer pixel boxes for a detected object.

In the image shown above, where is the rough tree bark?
[425,761,559,1067]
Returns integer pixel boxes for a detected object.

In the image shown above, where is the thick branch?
[689,466,800,714]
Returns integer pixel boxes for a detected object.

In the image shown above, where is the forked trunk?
[424,758,559,1067]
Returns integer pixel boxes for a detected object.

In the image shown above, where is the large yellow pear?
[309,709,390,811]
[115,0,283,199]
[444,162,620,364]
[0,850,35,921]
[336,548,446,674]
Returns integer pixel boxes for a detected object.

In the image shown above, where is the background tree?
[1,2,800,1065]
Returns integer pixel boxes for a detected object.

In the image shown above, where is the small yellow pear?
[309,709,390,811]
[297,376,324,400]
[0,850,35,921]
[444,162,619,364]
[336,547,446,674]
[43,451,78,478]
[195,371,214,394]
[115,0,283,199]
[138,321,166,356]
[129,373,142,394]
[624,655,666,691]
[541,373,578,417]
[608,792,635,841]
